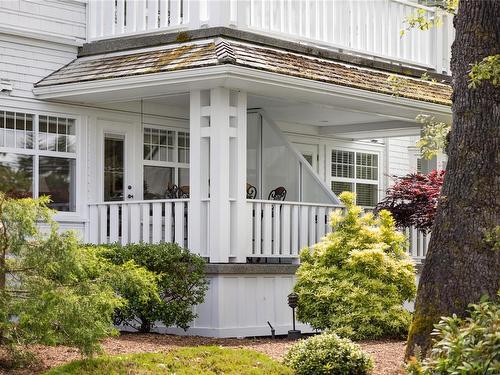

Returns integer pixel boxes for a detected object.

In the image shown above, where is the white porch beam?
[318,120,419,135]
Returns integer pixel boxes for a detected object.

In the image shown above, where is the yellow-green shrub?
[294,192,416,340]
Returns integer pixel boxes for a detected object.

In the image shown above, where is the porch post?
[189,88,248,263]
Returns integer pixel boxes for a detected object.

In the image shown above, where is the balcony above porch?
[87,0,454,74]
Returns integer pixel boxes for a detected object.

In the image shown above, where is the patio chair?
[178,185,190,198]
[268,186,287,201]
[246,183,257,199]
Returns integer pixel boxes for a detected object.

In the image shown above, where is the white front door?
[97,120,139,202]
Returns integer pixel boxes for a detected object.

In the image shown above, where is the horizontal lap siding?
[0,34,78,98]
[0,0,86,40]
[387,137,413,179]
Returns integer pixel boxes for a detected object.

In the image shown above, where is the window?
[143,126,189,200]
[330,149,379,207]
[0,111,77,211]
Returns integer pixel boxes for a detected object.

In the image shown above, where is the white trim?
[33,65,452,117]
[0,25,84,47]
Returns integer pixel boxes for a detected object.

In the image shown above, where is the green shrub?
[284,333,373,375]
[98,242,208,332]
[44,346,293,375]
[406,294,500,375]
[294,192,416,340]
[0,193,156,363]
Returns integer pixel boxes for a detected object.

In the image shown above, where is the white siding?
[387,137,414,178]
[0,0,86,41]
[0,34,78,98]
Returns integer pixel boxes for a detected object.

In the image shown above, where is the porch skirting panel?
[163,270,314,338]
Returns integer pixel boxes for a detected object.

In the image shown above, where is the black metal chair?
[268,186,287,201]
[165,184,179,199]
[178,185,190,199]
[246,183,257,199]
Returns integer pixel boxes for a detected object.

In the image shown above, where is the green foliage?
[0,193,156,363]
[98,242,208,332]
[401,8,441,37]
[406,294,500,375]
[294,192,416,340]
[415,114,450,159]
[44,346,293,375]
[284,333,373,375]
[469,54,500,89]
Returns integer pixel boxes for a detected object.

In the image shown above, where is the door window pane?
[104,137,124,201]
[0,152,33,198]
[143,166,174,199]
[39,156,76,211]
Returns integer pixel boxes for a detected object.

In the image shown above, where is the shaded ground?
[0,333,406,374]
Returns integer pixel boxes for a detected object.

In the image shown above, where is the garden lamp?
[287,292,301,339]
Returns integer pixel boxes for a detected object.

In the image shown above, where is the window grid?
[0,111,34,150]
[0,110,77,212]
[143,127,190,199]
[38,115,76,153]
[330,149,379,207]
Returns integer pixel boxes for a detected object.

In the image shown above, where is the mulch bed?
[0,333,406,374]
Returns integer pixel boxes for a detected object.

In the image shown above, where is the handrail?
[89,198,190,206]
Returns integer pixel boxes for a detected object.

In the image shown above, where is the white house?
[0,0,452,337]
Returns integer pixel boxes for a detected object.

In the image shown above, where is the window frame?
[328,146,381,208]
[141,124,189,199]
[0,109,80,216]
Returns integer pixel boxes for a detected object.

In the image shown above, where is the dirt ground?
[0,333,406,374]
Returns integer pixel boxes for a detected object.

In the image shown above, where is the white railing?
[404,226,430,261]
[247,199,429,261]
[88,199,189,247]
[87,0,453,73]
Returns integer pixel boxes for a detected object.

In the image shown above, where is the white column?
[189,88,248,263]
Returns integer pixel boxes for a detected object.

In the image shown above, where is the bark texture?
[405,0,500,358]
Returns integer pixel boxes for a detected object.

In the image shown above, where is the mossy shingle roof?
[36,37,452,106]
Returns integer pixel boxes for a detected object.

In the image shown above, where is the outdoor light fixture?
[287,292,301,339]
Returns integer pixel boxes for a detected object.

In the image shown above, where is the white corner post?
[189,88,248,263]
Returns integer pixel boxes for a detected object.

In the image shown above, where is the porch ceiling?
[34,35,452,108]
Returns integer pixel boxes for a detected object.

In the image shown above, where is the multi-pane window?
[330,149,379,207]
[0,111,77,211]
[143,126,189,200]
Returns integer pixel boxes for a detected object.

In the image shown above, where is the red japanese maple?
[376,170,445,232]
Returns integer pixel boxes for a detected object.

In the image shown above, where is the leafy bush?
[376,170,445,232]
[44,346,293,375]
[284,333,373,375]
[294,192,416,340]
[98,242,208,332]
[0,194,156,365]
[406,294,500,375]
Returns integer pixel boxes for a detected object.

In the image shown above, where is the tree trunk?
[406,0,500,358]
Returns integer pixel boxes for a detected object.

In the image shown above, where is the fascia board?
[34,65,452,118]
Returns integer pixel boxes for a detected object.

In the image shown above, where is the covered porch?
[33,32,451,264]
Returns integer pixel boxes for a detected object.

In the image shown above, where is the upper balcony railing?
[87,0,454,74]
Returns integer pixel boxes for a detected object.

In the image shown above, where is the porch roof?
[35,37,452,106]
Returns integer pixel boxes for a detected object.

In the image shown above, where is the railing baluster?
[142,203,150,243]
[308,206,316,246]
[272,203,281,255]
[171,0,181,26]
[164,202,172,242]
[299,205,308,249]
[89,205,99,244]
[281,204,291,256]
[109,204,119,243]
[174,201,184,246]
[120,203,129,245]
[152,202,162,243]
[98,204,107,244]
[291,204,299,255]
[254,202,262,255]
[262,203,272,255]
